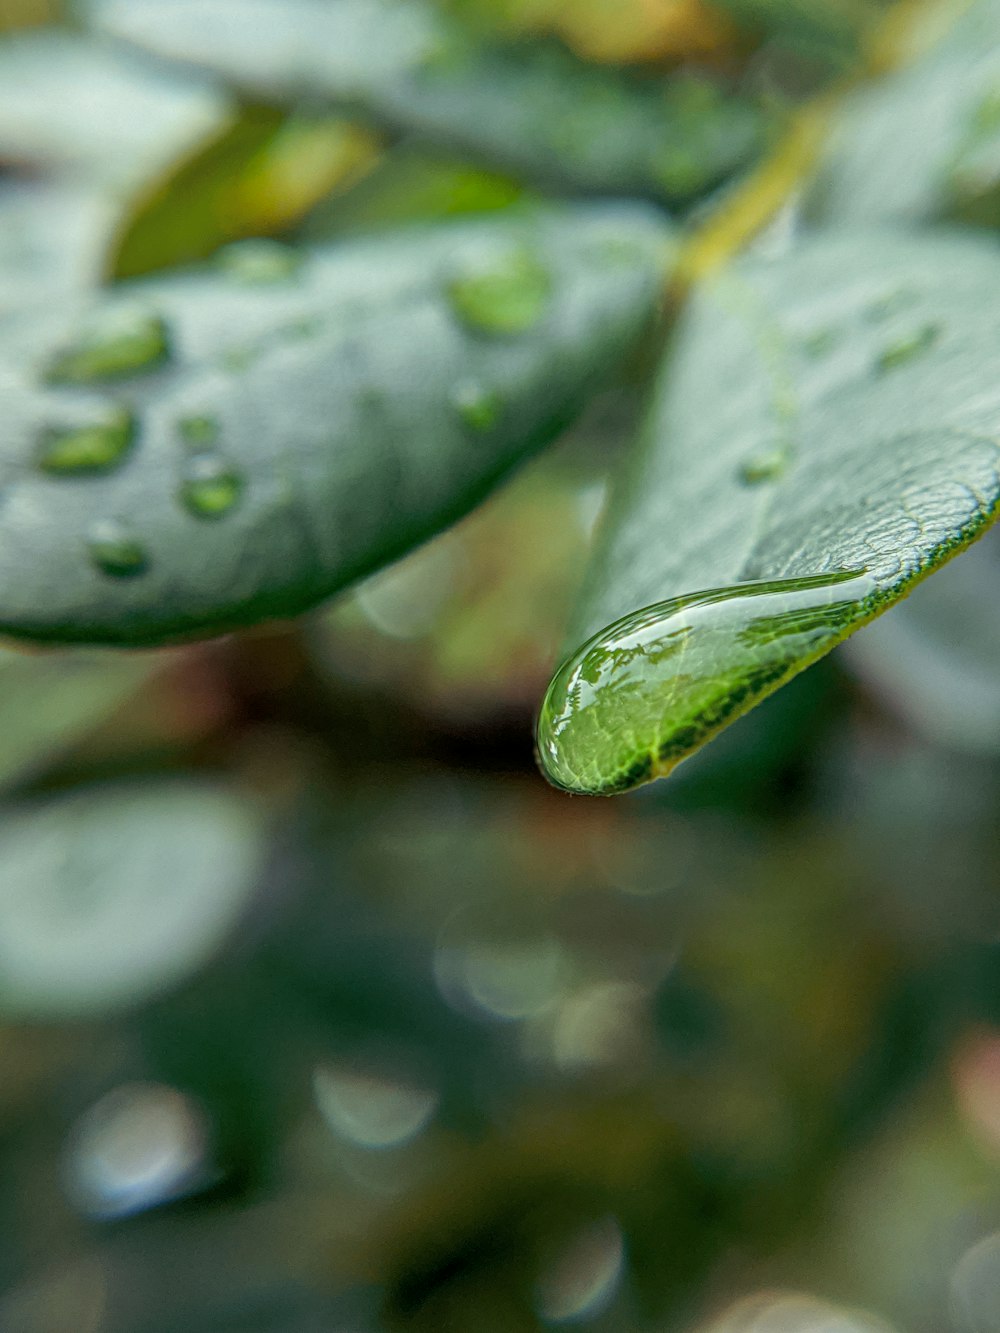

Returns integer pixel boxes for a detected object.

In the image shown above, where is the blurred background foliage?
[1,0,1000,1331]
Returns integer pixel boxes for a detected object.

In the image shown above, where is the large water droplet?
[450,379,501,432]
[876,323,940,373]
[446,248,552,336]
[37,406,135,475]
[87,520,148,578]
[218,238,301,285]
[45,309,171,385]
[536,570,876,794]
[179,454,243,519]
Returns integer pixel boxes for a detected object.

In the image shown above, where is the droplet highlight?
[45,309,171,385]
[37,407,135,475]
[87,520,148,579]
[450,379,501,432]
[218,238,302,285]
[446,247,552,336]
[179,454,243,519]
[536,570,876,795]
[876,322,940,374]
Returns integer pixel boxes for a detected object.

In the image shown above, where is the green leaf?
[808,0,1000,226]
[91,0,766,205]
[0,204,670,646]
[0,778,265,1018]
[109,102,383,279]
[536,229,1000,794]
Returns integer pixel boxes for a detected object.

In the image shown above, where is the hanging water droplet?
[45,308,171,385]
[536,570,876,795]
[177,415,219,449]
[37,406,135,475]
[876,322,940,373]
[218,238,301,285]
[450,379,501,432]
[87,520,148,578]
[179,454,243,519]
[446,247,552,336]
[738,447,788,486]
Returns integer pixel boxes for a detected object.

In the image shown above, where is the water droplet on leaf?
[87,520,148,578]
[446,247,552,336]
[876,323,940,373]
[450,379,501,431]
[218,239,301,285]
[536,570,876,794]
[45,309,171,385]
[37,406,134,475]
[739,447,788,485]
[177,415,219,449]
[179,454,243,519]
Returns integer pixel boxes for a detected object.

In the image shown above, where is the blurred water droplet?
[218,238,301,284]
[801,327,838,358]
[552,981,647,1072]
[177,414,220,448]
[436,933,566,1022]
[313,1064,437,1150]
[45,308,171,384]
[179,453,243,519]
[699,1292,896,1332]
[37,406,134,475]
[446,247,552,336]
[864,289,915,323]
[63,1082,210,1220]
[86,519,148,578]
[450,379,501,432]
[739,447,788,486]
[535,1217,625,1324]
[876,323,940,374]
[952,1233,1000,1333]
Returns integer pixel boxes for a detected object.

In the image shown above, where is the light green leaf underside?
[0,204,669,646]
[808,0,1000,225]
[538,229,1000,794]
[91,0,766,204]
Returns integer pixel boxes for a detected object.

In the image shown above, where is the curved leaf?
[808,0,1000,226]
[91,0,766,205]
[0,204,670,645]
[537,229,1000,793]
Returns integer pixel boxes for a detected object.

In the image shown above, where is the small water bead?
[37,406,134,475]
[177,415,219,449]
[876,322,940,373]
[87,520,148,578]
[536,570,876,795]
[217,239,302,285]
[179,454,243,519]
[45,309,171,385]
[446,247,552,336]
[450,379,501,432]
[738,447,788,486]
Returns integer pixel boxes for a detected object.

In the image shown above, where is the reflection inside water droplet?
[63,1082,209,1220]
[536,570,876,795]
[450,379,501,432]
[45,308,171,385]
[37,406,135,475]
[446,247,552,336]
[86,520,149,578]
[179,454,243,519]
